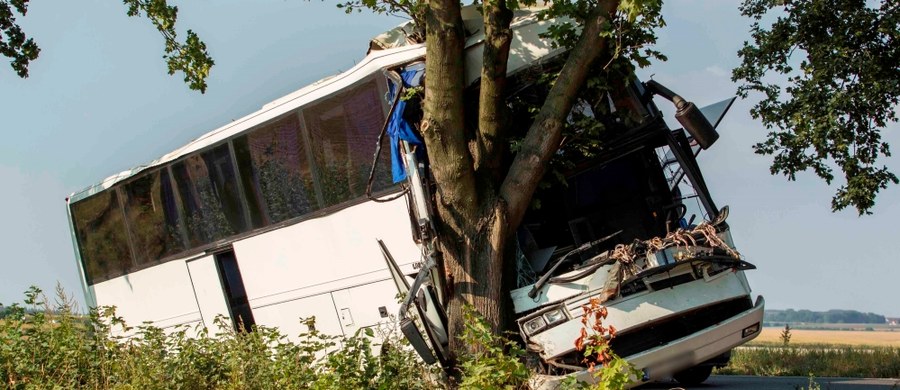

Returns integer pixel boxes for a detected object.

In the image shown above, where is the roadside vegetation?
[765,309,887,324]
[0,287,636,389]
[717,344,900,378]
[716,325,900,378]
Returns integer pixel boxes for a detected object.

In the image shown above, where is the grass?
[717,343,900,378]
[718,326,900,378]
[752,327,900,347]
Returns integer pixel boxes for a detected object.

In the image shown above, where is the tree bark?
[418,0,621,371]
[421,0,479,230]
[474,0,514,179]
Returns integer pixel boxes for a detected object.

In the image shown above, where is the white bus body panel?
[92,259,204,336]
[251,292,345,342]
[186,255,232,330]
[90,198,418,339]
[233,198,417,303]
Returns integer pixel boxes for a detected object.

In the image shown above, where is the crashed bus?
[66,5,763,388]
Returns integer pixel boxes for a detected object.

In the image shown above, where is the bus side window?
[121,169,186,265]
[303,78,392,207]
[233,113,318,226]
[172,144,248,245]
[70,190,133,284]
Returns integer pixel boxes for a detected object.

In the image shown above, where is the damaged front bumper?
[512,225,764,386]
[530,294,764,389]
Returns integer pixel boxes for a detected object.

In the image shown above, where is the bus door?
[213,249,256,332]
[186,249,256,332]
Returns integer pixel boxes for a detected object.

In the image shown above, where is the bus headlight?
[523,316,547,335]
[542,308,567,325]
[523,306,569,336]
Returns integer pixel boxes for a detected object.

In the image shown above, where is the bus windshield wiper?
[527,230,621,299]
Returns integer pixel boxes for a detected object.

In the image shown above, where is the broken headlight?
[523,316,547,335]
[543,308,567,324]
[522,306,569,336]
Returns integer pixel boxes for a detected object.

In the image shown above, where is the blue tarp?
[387,64,425,183]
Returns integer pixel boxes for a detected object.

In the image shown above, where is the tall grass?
[717,344,900,378]
[0,286,443,390]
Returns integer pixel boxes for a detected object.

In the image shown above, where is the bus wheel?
[673,365,712,386]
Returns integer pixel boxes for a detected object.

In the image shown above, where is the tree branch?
[474,0,513,178]
[500,1,619,228]
[123,0,214,93]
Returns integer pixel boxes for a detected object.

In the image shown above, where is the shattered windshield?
[517,114,726,288]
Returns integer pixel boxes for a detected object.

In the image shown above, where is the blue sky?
[1,0,897,316]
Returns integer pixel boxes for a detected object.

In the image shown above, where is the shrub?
[570,297,638,390]
[0,286,442,390]
[456,305,530,389]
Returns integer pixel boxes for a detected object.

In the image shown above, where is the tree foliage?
[765,308,887,324]
[0,0,213,93]
[0,0,39,78]
[122,0,214,93]
[733,0,900,214]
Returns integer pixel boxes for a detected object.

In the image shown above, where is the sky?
[0,1,897,317]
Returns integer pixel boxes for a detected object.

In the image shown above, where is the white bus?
[67,6,763,387]
[65,4,562,341]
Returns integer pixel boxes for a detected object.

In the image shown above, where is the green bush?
[456,306,530,389]
[0,286,442,390]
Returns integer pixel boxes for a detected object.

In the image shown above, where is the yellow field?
[753,327,900,347]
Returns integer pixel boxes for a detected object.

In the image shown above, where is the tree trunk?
[419,0,621,371]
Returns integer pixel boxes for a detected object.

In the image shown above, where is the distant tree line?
[765,309,886,324]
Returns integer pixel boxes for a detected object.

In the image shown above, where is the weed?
[0,286,443,389]
[781,324,792,346]
[569,297,638,390]
[794,373,821,390]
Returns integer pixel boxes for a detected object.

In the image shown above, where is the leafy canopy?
[733,0,900,215]
[0,0,39,78]
[123,0,214,93]
[1,0,213,93]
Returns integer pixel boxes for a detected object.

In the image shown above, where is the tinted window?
[233,113,318,226]
[303,78,393,206]
[71,190,133,284]
[215,250,255,332]
[121,169,186,265]
[173,144,248,245]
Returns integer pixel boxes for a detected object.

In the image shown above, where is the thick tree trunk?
[421,0,496,361]
[438,199,510,357]
[419,0,621,373]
